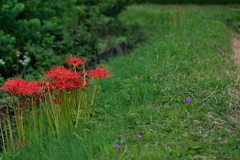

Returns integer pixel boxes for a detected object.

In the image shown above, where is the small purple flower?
[137,135,142,139]
[113,144,120,149]
[167,84,173,89]
[119,135,124,138]
[186,98,191,103]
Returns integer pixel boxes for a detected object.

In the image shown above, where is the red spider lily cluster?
[2,57,112,98]
[0,57,112,152]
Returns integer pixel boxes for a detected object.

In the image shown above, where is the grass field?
[2,4,240,160]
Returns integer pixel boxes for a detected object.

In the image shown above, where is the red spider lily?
[45,66,68,79]
[17,81,43,96]
[55,79,81,91]
[35,94,45,99]
[15,102,27,108]
[45,67,86,91]
[42,81,55,92]
[5,101,9,106]
[3,79,28,96]
[60,70,81,81]
[53,99,62,105]
[89,65,112,80]
[67,57,83,67]
[12,140,26,147]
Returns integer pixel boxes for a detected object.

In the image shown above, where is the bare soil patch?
[230,33,240,127]
[232,33,240,68]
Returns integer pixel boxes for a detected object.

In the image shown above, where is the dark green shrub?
[100,0,130,17]
[0,0,131,79]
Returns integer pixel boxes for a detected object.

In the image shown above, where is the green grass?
[2,4,240,160]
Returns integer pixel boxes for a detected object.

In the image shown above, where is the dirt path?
[232,33,240,69]
[231,33,240,126]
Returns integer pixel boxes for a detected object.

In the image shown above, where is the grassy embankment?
[3,5,240,160]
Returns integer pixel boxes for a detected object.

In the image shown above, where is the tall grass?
[2,4,240,160]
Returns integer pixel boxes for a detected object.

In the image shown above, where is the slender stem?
[75,90,83,129]
[31,97,38,138]
[0,122,7,153]
[11,96,21,140]
[6,106,15,152]
[40,98,54,133]
[75,89,87,128]
[39,99,43,137]
[48,92,60,135]
[91,78,101,108]
[3,121,10,152]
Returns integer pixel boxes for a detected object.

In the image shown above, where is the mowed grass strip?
[96,5,240,159]
[3,5,240,160]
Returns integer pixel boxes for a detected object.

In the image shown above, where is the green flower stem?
[61,91,67,132]
[26,101,31,129]
[48,92,60,135]
[22,103,27,133]
[40,99,54,134]
[75,89,87,129]
[39,101,44,137]
[54,104,60,135]
[6,107,15,152]
[3,121,10,152]
[20,107,25,141]
[11,97,21,140]
[61,91,73,132]
[17,97,25,141]
[31,97,38,138]
[91,78,101,108]
[0,122,7,153]
[75,91,83,129]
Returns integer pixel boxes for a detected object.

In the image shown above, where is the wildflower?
[89,65,112,80]
[12,141,26,147]
[113,144,120,149]
[67,57,83,67]
[54,73,85,91]
[17,81,42,96]
[53,99,62,105]
[35,94,45,99]
[186,98,191,103]
[3,79,27,96]
[137,135,142,139]
[16,102,27,108]
[45,67,86,91]
[42,81,55,92]
[45,66,68,79]
[167,84,173,89]
[5,101,9,106]
[119,135,124,139]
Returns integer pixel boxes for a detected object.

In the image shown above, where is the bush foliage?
[0,0,130,79]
